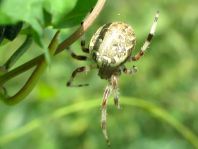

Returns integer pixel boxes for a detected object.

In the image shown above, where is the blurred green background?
[0,0,198,148]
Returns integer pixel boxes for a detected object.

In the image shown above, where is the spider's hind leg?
[111,75,120,109]
[101,75,120,145]
[101,84,112,146]
[113,88,120,109]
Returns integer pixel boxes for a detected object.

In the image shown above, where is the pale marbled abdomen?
[89,22,136,67]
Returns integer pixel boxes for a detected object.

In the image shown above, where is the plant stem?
[0,55,42,84]
[1,31,60,105]
[4,36,32,70]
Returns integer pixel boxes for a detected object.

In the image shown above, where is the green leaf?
[44,0,97,28]
[0,0,44,35]
[43,0,77,27]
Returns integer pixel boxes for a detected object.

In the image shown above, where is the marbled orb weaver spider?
[66,11,159,145]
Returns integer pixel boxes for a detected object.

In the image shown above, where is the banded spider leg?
[132,11,159,61]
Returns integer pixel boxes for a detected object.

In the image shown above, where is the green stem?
[4,36,32,70]
[0,97,197,148]
[0,55,42,84]
[1,31,60,105]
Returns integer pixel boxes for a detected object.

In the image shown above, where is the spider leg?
[122,65,138,75]
[66,65,96,87]
[81,39,89,53]
[101,84,112,146]
[132,11,159,61]
[111,75,120,109]
[66,47,88,61]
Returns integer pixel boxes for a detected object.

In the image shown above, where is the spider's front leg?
[66,65,96,87]
[132,11,159,61]
[66,38,90,60]
[66,47,88,61]
[81,39,89,53]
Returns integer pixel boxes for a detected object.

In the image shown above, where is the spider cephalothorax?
[66,11,159,145]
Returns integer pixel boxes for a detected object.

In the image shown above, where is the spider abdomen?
[89,22,136,67]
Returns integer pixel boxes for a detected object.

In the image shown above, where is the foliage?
[0,0,198,149]
[0,0,96,38]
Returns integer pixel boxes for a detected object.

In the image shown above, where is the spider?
[66,11,159,145]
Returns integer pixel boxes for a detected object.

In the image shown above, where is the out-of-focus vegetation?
[0,0,198,148]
